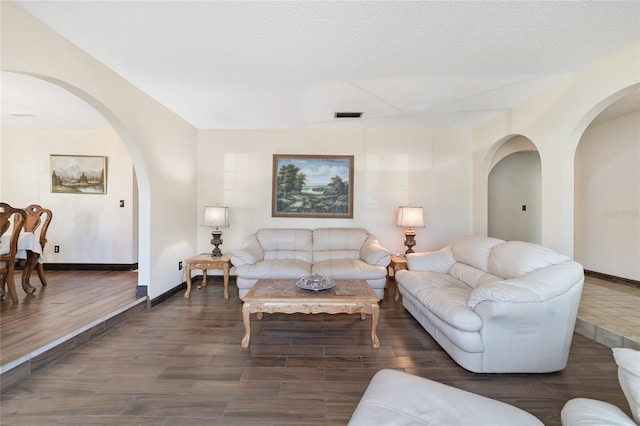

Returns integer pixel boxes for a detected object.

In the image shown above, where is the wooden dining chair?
[0,203,27,303]
[22,204,53,286]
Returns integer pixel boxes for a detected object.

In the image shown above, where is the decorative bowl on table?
[296,274,335,291]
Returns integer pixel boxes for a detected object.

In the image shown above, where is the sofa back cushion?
[448,263,502,289]
[313,228,368,262]
[451,235,504,272]
[257,228,313,263]
[487,240,570,279]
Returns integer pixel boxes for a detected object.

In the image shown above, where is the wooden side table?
[184,253,231,299]
[389,255,408,302]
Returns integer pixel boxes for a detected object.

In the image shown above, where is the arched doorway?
[574,87,640,281]
[1,71,145,289]
[487,136,541,243]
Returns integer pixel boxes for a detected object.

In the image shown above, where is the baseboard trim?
[148,275,231,307]
[44,263,138,271]
[150,281,188,307]
[584,270,640,289]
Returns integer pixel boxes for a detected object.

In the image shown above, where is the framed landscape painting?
[272,154,354,218]
[50,154,107,194]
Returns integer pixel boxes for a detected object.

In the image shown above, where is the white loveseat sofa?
[231,228,390,299]
[395,235,584,373]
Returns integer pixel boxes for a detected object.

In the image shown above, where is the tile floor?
[576,275,640,350]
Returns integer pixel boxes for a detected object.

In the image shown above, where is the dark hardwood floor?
[0,271,632,425]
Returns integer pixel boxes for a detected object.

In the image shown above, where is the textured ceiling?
[2,1,640,129]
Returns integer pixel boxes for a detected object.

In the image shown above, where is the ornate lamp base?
[403,230,417,255]
[210,230,223,257]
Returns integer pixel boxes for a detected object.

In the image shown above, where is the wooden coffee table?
[241,278,380,348]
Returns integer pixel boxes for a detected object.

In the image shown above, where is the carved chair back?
[23,204,53,249]
[0,202,26,262]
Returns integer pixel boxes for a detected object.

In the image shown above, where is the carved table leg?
[370,303,380,348]
[241,303,252,348]
[223,264,229,300]
[184,265,193,298]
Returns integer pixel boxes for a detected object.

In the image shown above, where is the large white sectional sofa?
[231,228,390,299]
[395,235,584,373]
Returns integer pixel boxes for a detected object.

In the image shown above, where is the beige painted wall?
[196,128,473,257]
[575,110,640,280]
[488,151,541,243]
[1,128,137,264]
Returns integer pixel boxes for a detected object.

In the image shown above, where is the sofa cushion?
[312,228,367,262]
[406,245,455,273]
[488,240,571,279]
[396,270,470,296]
[451,235,504,272]
[257,228,313,263]
[415,287,482,332]
[613,348,640,424]
[234,259,311,279]
[448,263,502,289]
[312,259,386,280]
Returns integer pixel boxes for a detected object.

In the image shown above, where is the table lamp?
[396,206,424,255]
[201,206,229,257]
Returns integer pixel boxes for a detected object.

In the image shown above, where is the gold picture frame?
[272,154,354,218]
[50,154,107,194]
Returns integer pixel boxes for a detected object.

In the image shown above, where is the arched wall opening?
[485,135,541,243]
[573,85,640,281]
[0,72,151,292]
[2,1,199,303]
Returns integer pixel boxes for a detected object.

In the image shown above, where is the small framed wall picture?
[50,154,107,194]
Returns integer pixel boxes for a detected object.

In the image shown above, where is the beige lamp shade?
[201,206,229,228]
[396,206,424,229]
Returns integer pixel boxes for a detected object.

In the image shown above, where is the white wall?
[1,128,136,264]
[1,2,198,299]
[575,110,640,280]
[488,151,541,243]
[197,128,473,257]
[473,39,640,257]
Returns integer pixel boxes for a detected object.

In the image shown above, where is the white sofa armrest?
[360,235,390,266]
[561,398,636,426]
[231,234,264,266]
[349,369,543,426]
[406,244,455,273]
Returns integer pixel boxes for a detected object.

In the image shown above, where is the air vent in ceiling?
[9,113,38,118]
[334,112,362,118]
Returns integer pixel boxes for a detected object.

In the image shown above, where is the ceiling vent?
[334,112,362,118]
[9,113,38,118]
